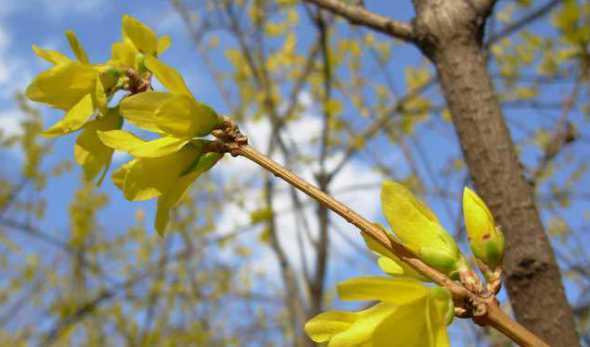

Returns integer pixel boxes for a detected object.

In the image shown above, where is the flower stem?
[234,143,549,347]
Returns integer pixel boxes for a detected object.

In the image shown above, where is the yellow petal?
[122,145,201,201]
[122,15,157,55]
[157,35,171,56]
[155,152,223,235]
[304,311,358,344]
[381,181,461,274]
[32,45,70,65]
[98,130,188,158]
[372,298,432,347]
[111,40,137,68]
[144,55,192,96]
[463,187,504,269]
[377,257,404,275]
[66,31,89,64]
[154,94,221,137]
[93,77,108,115]
[305,278,453,347]
[74,108,123,182]
[26,61,97,110]
[329,303,397,347]
[362,231,429,281]
[119,91,174,133]
[97,129,145,150]
[337,276,428,305]
[43,94,95,137]
[428,287,454,326]
[112,160,133,191]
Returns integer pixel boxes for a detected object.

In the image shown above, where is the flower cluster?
[26,16,224,234]
[305,181,504,346]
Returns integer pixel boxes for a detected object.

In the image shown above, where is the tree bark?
[412,1,580,345]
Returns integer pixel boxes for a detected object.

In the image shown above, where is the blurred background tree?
[0,0,588,346]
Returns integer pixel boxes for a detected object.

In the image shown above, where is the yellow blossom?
[305,277,452,347]
[381,181,467,278]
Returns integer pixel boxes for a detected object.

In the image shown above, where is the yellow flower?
[118,55,222,138]
[304,277,453,347]
[108,140,222,235]
[110,15,171,70]
[27,31,122,182]
[74,108,123,183]
[99,43,223,235]
[381,181,466,278]
[362,226,429,282]
[463,187,505,270]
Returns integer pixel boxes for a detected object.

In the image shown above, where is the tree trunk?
[412,1,580,345]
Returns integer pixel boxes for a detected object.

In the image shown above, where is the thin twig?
[301,0,415,43]
[229,143,549,347]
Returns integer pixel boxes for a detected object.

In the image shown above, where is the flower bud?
[463,187,505,272]
[381,181,467,279]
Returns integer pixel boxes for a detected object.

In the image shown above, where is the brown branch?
[302,0,416,43]
[485,0,562,47]
[231,143,549,346]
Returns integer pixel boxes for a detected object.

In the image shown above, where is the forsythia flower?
[98,55,223,235]
[304,277,453,347]
[27,14,225,234]
[108,141,222,235]
[463,187,505,273]
[362,226,429,281]
[118,55,222,138]
[381,181,468,278]
[110,15,171,70]
[305,181,468,346]
[26,31,122,182]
